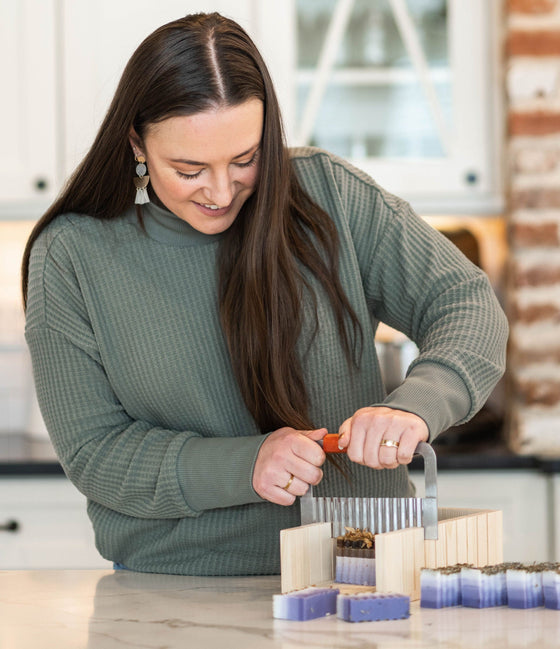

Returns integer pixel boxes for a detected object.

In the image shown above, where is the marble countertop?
[1,570,559,648]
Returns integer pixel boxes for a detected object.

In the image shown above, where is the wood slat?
[280,509,504,600]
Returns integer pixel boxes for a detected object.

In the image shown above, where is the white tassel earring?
[133,153,150,204]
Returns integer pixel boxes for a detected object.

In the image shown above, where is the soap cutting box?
[281,442,503,601]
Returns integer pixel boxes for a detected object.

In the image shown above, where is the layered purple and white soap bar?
[420,565,464,608]
[506,565,545,609]
[461,563,521,608]
[337,592,410,622]
[273,587,339,621]
[420,561,560,610]
[543,566,560,610]
[336,554,376,586]
[335,528,376,587]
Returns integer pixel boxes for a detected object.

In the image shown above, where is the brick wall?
[506,0,560,455]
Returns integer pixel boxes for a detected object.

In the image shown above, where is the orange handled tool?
[319,433,346,454]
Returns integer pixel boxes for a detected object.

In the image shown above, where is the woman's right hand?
[252,426,328,505]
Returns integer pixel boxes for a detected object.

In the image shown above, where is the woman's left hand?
[336,406,429,469]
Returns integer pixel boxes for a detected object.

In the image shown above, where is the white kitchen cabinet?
[2,0,503,216]
[0,477,111,569]
[410,469,552,564]
[0,0,59,216]
[1,1,256,214]
[255,0,503,214]
[60,0,255,179]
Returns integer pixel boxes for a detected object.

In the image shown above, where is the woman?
[22,13,508,575]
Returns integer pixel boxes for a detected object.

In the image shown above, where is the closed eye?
[234,150,259,169]
[176,169,203,180]
[175,150,259,181]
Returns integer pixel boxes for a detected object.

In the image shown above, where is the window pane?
[296,0,451,158]
[297,80,451,158]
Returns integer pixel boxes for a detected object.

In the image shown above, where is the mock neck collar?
[142,201,225,247]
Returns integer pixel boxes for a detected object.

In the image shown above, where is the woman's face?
[134,99,263,235]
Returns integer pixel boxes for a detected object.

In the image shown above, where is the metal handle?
[319,437,436,489]
[414,441,437,499]
[414,441,438,540]
[303,440,438,539]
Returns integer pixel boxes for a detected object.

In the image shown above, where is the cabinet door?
[257,0,502,213]
[0,1,58,210]
[0,477,111,569]
[61,0,255,179]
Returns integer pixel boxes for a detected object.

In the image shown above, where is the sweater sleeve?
[368,199,508,437]
[25,228,265,518]
[326,154,509,438]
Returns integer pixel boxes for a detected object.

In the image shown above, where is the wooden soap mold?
[280,507,503,601]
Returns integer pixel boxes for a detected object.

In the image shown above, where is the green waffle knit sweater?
[25,148,508,575]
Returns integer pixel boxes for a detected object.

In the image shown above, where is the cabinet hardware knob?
[0,520,20,533]
[34,178,49,192]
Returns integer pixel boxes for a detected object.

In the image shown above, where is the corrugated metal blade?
[303,495,424,537]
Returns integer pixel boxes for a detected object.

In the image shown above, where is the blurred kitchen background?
[3,0,560,570]
[0,0,516,458]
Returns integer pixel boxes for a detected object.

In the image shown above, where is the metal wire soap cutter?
[300,440,438,540]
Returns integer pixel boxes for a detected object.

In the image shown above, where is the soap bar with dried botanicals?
[542,564,560,610]
[420,565,466,608]
[462,563,522,608]
[335,527,375,587]
[506,564,547,609]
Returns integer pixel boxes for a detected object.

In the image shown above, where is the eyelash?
[176,154,258,180]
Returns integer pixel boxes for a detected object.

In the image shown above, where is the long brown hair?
[21,12,361,433]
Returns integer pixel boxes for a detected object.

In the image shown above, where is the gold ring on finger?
[283,474,295,490]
